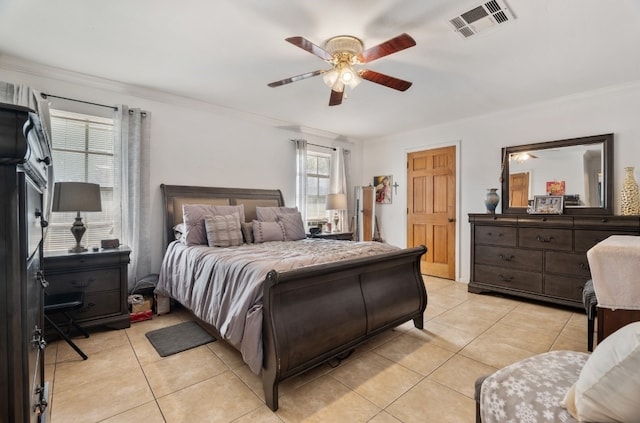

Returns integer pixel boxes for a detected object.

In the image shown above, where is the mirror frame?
[501,133,614,215]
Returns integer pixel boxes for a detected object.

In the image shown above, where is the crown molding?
[0,54,358,143]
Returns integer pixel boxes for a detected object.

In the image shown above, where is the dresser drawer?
[45,268,120,294]
[544,274,588,302]
[519,228,572,251]
[574,230,639,253]
[475,245,542,271]
[475,226,517,246]
[545,252,590,277]
[474,264,542,293]
[573,216,640,229]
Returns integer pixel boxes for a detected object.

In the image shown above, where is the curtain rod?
[290,139,336,151]
[40,92,117,111]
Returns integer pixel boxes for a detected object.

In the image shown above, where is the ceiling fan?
[268,33,416,106]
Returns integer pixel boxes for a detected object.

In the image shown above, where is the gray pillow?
[182,204,245,246]
[204,213,243,247]
[256,206,298,222]
[241,221,254,244]
[252,220,286,243]
[277,211,306,241]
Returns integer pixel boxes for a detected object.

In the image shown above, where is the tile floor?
[44,277,590,422]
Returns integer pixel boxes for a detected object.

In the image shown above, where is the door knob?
[448,218,455,222]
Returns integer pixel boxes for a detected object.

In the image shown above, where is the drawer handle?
[498,254,514,261]
[579,262,590,271]
[536,235,553,243]
[498,274,513,282]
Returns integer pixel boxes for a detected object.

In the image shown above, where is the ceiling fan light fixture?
[322,69,339,87]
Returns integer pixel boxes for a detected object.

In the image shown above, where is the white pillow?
[563,321,640,422]
[204,213,243,247]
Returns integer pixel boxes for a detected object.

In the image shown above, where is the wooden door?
[509,172,530,207]
[407,146,456,279]
[361,186,374,241]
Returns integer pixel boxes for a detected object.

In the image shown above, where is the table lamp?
[52,182,102,253]
[325,193,348,233]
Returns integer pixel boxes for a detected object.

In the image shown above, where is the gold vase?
[620,166,640,215]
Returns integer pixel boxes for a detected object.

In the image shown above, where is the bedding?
[156,238,400,373]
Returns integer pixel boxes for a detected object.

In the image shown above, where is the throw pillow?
[241,221,254,244]
[173,223,185,241]
[252,220,286,243]
[563,321,640,422]
[182,204,245,246]
[277,211,306,241]
[204,213,243,247]
[256,206,298,222]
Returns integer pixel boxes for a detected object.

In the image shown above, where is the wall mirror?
[501,133,613,215]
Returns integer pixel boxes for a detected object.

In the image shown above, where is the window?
[305,152,331,226]
[44,110,118,252]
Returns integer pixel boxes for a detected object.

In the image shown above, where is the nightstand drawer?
[48,290,122,325]
[45,269,121,294]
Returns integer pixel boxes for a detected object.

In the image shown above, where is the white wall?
[0,60,362,273]
[363,82,640,282]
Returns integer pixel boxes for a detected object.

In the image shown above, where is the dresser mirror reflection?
[501,133,614,215]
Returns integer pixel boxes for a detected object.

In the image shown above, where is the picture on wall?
[374,175,392,204]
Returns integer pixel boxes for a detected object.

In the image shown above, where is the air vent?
[449,0,515,38]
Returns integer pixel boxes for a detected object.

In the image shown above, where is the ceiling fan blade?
[285,36,333,61]
[268,69,325,88]
[329,90,343,106]
[360,69,412,91]
[358,33,416,63]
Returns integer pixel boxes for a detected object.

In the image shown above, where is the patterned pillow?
[256,206,298,222]
[277,211,306,241]
[204,213,243,247]
[173,223,185,241]
[252,220,286,243]
[241,222,254,244]
[182,204,245,246]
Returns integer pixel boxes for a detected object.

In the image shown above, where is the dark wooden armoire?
[1,103,53,422]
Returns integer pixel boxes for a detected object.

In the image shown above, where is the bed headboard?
[160,184,285,246]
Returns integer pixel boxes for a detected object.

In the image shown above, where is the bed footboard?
[261,245,427,411]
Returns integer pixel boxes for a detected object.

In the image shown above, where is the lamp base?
[69,213,87,254]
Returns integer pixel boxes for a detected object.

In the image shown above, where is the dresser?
[468,214,640,308]
[1,103,52,422]
[44,246,131,330]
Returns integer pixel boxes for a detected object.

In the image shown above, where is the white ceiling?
[1,0,640,141]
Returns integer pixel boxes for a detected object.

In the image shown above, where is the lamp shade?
[52,182,102,212]
[325,193,348,211]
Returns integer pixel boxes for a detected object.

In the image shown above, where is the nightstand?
[44,246,131,330]
[308,231,354,241]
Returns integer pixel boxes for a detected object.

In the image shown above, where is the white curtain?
[294,139,308,224]
[114,105,151,292]
[330,147,350,232]
[0,81,52,145]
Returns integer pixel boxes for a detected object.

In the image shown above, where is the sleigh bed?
[157,184,427,410]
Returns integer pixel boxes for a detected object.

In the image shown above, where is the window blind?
[44,110,118,252]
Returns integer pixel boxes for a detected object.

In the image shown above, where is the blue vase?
[485,188,500,214]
